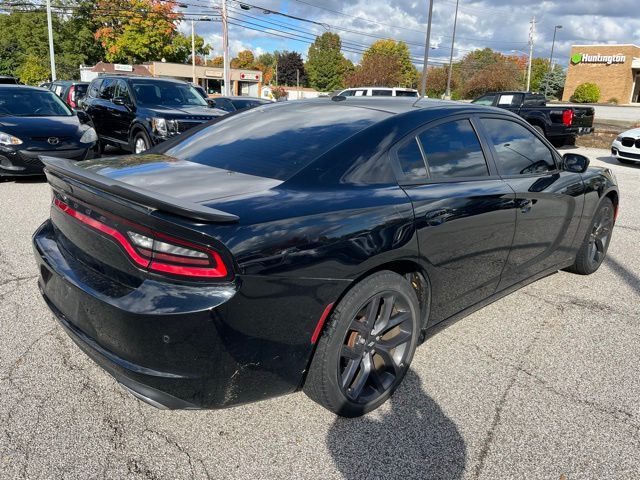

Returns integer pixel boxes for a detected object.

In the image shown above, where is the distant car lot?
[1,146,639,478]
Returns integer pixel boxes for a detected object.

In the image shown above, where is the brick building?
[562,44,640,104]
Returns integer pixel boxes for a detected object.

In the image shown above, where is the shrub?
[270,86,288,101]
[571,83,600,103]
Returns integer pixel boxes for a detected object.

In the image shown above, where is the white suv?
[337,87,419,98]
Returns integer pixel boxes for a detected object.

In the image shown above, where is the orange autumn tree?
[94,0,207,64]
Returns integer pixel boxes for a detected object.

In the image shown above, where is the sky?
[182,0,640,70]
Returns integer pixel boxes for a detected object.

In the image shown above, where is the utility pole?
[545,25,562,98]
[191,20,197,84]
[420,0,434,97]
[221,0,231,95]
[296,69,300,100]
[46,0,56,81]
[445,0,460,99]
[275,60,278,85]
[526,16,535,92]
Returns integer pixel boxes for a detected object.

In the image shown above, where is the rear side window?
[88,79,102,98]
[418,120,489,179]
[397,138,427,177]
[163,103,387,180]
[481,118,556,175]
[372,89,392,96]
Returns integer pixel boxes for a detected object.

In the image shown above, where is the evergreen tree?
[306,32,348,91]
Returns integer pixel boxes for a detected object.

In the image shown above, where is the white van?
[337,87,419,97]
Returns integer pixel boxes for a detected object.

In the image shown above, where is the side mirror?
[206,98,216,108]
[112,97,130,107]
[562,153,590,173]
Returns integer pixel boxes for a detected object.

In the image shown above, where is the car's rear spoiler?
[40,156,239,224]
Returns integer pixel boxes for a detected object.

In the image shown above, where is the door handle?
[425,208,451,226]
[518,199,533,213]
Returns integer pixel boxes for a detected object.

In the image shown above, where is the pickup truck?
[472,91,595,146]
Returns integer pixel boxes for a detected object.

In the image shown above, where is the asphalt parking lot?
[1,146,639,479]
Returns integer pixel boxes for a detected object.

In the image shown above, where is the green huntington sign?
[571,53,626,65]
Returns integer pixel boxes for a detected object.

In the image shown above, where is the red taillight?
[53,198,228,279]
[67,86,76,108]
[562,109,574,127]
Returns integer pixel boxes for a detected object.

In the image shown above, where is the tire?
[132,130,151,154]
[566,198,614,275]
[304,271,420,417]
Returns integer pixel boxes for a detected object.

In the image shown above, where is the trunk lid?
[41,155,245,284]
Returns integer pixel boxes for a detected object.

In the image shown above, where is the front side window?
[114,80,131,102]
[418,120,489,179]
[130,80,208,107]
[481,118,556,176]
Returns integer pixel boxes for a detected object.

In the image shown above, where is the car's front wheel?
[304,271,420,417]
[132,130,151,154]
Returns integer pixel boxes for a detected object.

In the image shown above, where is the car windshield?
[164,102,387,180]
[0,88,73,116]
[129,80,208,107]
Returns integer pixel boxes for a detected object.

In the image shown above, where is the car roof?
[342,86,417,91]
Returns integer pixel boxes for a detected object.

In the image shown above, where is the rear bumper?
[33,220,347,409]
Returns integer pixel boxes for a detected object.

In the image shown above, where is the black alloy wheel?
[587,201,614,268]
[566,197,614,275]
[304,271,420,417]
[340,292,414,404]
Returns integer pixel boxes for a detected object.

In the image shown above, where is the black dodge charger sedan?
[33,98,618,416]
[0,85,98,178]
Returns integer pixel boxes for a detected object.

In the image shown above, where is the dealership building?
[563,44,640,104]
[80,61,263,97]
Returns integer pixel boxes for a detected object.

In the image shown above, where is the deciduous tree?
[305,32,348,91]
[93,0,208,64]
[347,39,417,88]
[276,51,306,87]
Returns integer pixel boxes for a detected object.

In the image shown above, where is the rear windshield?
[0,87,73,116]
[164,102,387,180]
[129,79,208,107]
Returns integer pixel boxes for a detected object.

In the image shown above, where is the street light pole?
[445,0,460,99]
[545,25,562,97]
[45,0,56,81]
[420,0,434,97]
[191,20,197,84]
[221,0,231,95]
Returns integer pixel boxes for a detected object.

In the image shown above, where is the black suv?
[83,76,225,153]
